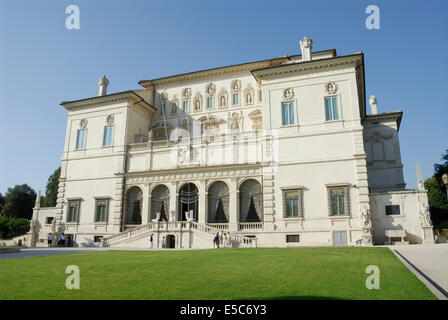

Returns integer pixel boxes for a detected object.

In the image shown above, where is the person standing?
[47,234,52,247]
[59,233,66,247]
[149,234,154,249]
[161,236,165,248]
[213,233,219,248]
[223,232,228,248]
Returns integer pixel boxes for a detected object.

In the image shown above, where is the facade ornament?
[80,119,88,129]
[231,79,241,92]
[282,88,295,101]
[324,81,337,95]
[106,115,114,125]
[228,111,243,133]
[361,205,371,228]
[218,88,228,108]
[248,109,262,131]
[419,204,432,227]
[193,93,202,112]
[160,91,168,103]
[205,83,216,97]
[182,88,191,99]
[369,95,378,114]
[244,84,254,105]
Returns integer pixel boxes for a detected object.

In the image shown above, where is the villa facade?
[29,37,435,248]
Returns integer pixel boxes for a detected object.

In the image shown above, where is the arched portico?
[151,184,170,221]
[124,186,143,227]
[207,181,229,223]
[178,183,199,221]
[239,179,263,222]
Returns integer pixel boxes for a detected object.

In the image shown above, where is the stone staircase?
[103,221,257,248]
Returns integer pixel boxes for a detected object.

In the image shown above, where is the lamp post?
[442,173,448,200]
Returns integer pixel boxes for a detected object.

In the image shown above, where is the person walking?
[213,232,220,248]
[149,234,154,249]
[47,234,52,247]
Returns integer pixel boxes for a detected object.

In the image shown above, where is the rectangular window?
[76,130,86,149]
[325,97,339,121]
[386,205,400,215]
[281,102,295,126]
[207,97,213,109]
[232,93,239,105]
[328,187,348,216]
[182,100,189,113]
[103,126,113,146]
[283,190,302,218]
[95,199,108,222]
[286,234,300,243]
[67,200,80,223]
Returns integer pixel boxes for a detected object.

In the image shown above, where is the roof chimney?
[369,95,378,114]
[98,75,109,96]
[300,36,313,62]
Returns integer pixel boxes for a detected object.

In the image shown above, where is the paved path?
[0,247,211,260]
[388,244,448,300]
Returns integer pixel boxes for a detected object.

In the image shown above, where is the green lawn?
[0,247,436,300]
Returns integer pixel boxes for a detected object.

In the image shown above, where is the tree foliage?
[1,184,36,219]
[0,217,30,239]
[424,150,448,228]
[41,167,61,207]
[0,193,4,214]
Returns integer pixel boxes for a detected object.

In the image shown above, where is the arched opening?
[166,234,176,248]
[239,179,262,222]
[151,185,170,221]
[124,186,143,226]
[208,181,229,223]
[178,183,199,221]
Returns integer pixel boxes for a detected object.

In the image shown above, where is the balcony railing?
[239,222,263,231]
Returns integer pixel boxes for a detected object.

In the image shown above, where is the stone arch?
[207,181,230,223]
[151,184,170,221]
[178,183,199,221]
[239,179,262,222]
[124,186,143,226]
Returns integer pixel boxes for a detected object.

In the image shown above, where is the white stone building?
[29,37,434,248]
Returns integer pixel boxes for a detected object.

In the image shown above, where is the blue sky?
[0,0,447,194]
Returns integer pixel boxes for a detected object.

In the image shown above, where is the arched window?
[151,185,170,221]
[208,181,229,223]
[125,186,142,225]
[178,183,199,221]
[239,179,262,222]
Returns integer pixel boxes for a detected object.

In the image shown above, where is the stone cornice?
[251,53,364,81]
[363,111,403,130]
[60,91,156,113]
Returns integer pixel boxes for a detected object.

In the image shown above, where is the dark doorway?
[166,235,176,248]
[178,183,199,221]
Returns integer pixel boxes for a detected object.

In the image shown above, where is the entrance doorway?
[333,231,348,246]
[178,183,199,221]
[166,235,176,248]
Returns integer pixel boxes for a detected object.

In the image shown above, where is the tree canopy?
[0,193,4,214]
[424,149,448,228]
[41,167,61,207]
[1,184,36,219]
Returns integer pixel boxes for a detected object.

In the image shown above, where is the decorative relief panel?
[244,84,254,105]
[105,115,114,125]
[218,88,228,109]
[231,79,241,92]
[324,82,337,95]
[80,119,88,129]
[282,88,295,101]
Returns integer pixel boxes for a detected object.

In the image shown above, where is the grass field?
[0,247,436,300]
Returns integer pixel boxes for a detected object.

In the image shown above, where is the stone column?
[169,182,177,221]
[229,178,238,232]
[141,184,150,225]
[198,180,206,224]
